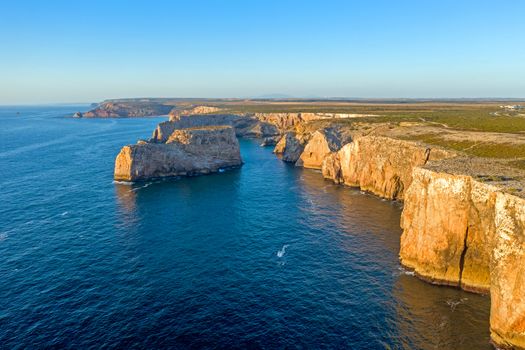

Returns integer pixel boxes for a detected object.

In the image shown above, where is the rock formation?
[322,136,453,200]
[260,136,281,147]
[491,192,525,349]
[296,128,352,169]
[110,105,525,348]
[73,111,83,118]
[286,129,525,348]
[273,132,308,163]
[114,126,242,181]
[83,101,174,118]
[169,106,222,119]
[398,157,525,349]
[154,113,292,141]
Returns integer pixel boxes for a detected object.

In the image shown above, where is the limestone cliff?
[398,158,525,349]
[154,114,282,141]
[491,192,525,349]
[399,166,494,291]
[253,112,318,131]
[322,136,452,200]
[169,106,222,119]
[83,101,173,118]
[114,126,242,181]
[296,128,352,169]
[273,132,309,163]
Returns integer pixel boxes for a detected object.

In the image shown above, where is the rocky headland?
[114,126,242,181]
[81,100,174,118]
[285,123,525,349]
[110,102,525,349]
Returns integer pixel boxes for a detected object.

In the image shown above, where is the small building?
[500,105,524,110]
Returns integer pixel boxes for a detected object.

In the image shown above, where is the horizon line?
[2,96,525,106]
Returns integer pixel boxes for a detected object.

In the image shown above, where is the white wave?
[446,298,468,311]
[218,168,225,173]
[60,211,69,216]
[395,266,415,276]
[131,183,152,191]
[0,233,8,241]
[112,180,133,185]
[277,244,289,258]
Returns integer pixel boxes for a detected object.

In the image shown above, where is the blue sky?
[1,0,524,104]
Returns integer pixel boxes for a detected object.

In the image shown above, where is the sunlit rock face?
[273,132,308,163]
[399,167,493,292]
[114,126,242,181]
[491,192,525,350]
[169,106,222,119]
[154,114,281,141]
[322,136,452,200]
[296,129,350,169]
[397,159,525,349]
[253,112,318,131]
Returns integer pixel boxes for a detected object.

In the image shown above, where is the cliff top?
[424,157,525,198]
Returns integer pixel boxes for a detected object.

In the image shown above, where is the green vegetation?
[509,160,525,170]
[216,102,525,134]
[401,133,525,158]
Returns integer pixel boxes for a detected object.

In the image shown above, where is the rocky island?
[114,126,242,181]
[110,98,525,349]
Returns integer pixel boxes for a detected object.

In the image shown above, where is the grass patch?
[403,134,525,158]
[218,103,525,134]
[508,160,525,170]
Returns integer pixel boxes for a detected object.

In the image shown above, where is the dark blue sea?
[0,106,491,349]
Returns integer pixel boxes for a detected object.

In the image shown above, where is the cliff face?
[398,159,525,349]
[169,106,222,119]
[399,167,494,291]
[253,112,318,131]
[273,132,308,163]
[491,193,525,349]
[154,114,282,141]
[83,101,173,118]
[296,129,350,169]
[114,126,242,181]
[322,136,452,200]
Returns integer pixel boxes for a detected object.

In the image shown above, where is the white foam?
[277,244,289,258]
[395,266,415,276]
[446,297,468,311]
[113,180,133,185]
[131,183,152,192]
[60,211,68,216]
[218,168,225,173]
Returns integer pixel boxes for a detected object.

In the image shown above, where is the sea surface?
[0,106,491,349]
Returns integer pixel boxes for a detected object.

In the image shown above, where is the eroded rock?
[273,132,308,163]
[322,136,453,200]
[296,128,350,169]
[114,126,242,181]
[398,157,525,349]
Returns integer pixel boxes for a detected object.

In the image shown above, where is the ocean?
[0,106,491,349]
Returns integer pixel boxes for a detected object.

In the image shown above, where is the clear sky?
[1,0,524,104]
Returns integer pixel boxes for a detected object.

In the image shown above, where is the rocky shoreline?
[114,126,242,182]
[113,110,525,349]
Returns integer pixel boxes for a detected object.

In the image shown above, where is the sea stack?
[114,126,242,181]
